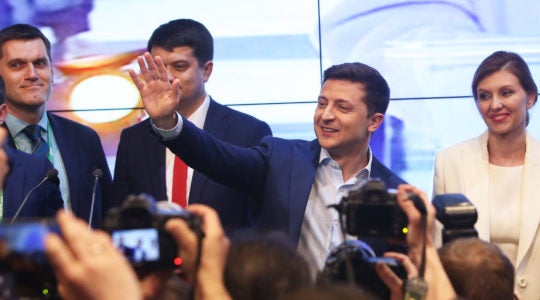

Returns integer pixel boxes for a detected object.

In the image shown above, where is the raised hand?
[129,52,181,129]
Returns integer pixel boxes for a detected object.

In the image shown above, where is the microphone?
[87,168,103,228]
[10,169,59,224]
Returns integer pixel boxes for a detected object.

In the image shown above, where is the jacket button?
[518,278,528,288]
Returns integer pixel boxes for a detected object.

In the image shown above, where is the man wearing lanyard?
[0,76,62,221]
[0,24,111,227]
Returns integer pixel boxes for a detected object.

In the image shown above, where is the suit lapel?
[4,147,25,216]
[46,113,79,211]
[288,140,320,240]
[462,132,491,239]
[517,133,540,267]
[189,99,228,204]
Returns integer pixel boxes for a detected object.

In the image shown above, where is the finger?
[375,262,404,297]
[396,184,421,222]
[45,233,78,282]
[185,204,224,238]
[144,52,159,78]
[165,219,197,254]
[56,211,101,259]
[155,56,168,80]
[165,218,198,278]
[136,55,151,81]
[128,69,145,91]
[171,78,181,100]
[383,252,418,279]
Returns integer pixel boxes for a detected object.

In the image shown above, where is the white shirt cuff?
[151,112,183,141]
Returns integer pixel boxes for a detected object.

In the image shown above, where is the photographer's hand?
[396,184,456,300]
[165,204,232,300]
[396,184,435,265]
[375,252,418,300]
[45,210,142,300]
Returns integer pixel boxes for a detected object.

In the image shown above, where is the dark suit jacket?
[3,145,63,221]
[111,99,272,232]
[164,118,407,248]
[47,112,112,226]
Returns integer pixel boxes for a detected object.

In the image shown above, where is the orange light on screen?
[69,73,140,123]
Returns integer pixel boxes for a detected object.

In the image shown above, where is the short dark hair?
[472,51,538,125]
[438,238,515,300]
[323,62,390,116]
[0,76,5,105]
[146,19,213,67]
[0,23,52,61]
[224,231,312,300]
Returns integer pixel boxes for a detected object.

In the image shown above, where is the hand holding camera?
[102,194,203,272]
[45,211,142,300]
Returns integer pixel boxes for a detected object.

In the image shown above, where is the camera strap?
[404,196,428,300]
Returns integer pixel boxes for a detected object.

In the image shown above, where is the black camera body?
[432,193,478,244]
[320,240,407,299]
[338,178,409,239]
[102,194,203,271]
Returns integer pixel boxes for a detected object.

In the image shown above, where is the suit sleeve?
[110,129,131,209]
[42,160,64,217]
[90,130,113,215]
[247,120,272,145]
[164,118,268,197]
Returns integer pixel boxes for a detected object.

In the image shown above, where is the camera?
[432,193,478,244]
[102,194,203,271]
[320,178,425,299]
[0,219,60,299]
[319,240,407,299]
[336,178,417,239]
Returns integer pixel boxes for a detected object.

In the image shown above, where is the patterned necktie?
[22,125,49,157]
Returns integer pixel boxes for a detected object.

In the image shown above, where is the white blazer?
[433,131,540,300]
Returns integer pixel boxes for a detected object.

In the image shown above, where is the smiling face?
[475,69,535,138]
[0,38,52,118]
[314,79,383,160]
[150,45,212,116]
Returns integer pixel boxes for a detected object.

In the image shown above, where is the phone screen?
[0,222,59,259]
[112,228,160,263]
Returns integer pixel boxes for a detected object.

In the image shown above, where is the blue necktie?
[22,125,49,157]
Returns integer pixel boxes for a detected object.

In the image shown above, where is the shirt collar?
[319,147,373,179]
[5,112,49,136]
[188,94,211,128]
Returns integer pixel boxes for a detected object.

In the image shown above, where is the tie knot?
[22,125,43,143]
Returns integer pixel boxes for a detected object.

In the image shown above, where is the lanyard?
[14,121,55,164]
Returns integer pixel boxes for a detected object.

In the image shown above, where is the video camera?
[102,194,203,271]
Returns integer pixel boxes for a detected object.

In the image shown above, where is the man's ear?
[368,112,384,133]
[202,61,213,82]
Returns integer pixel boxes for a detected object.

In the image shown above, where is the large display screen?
[2,0,539,195]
